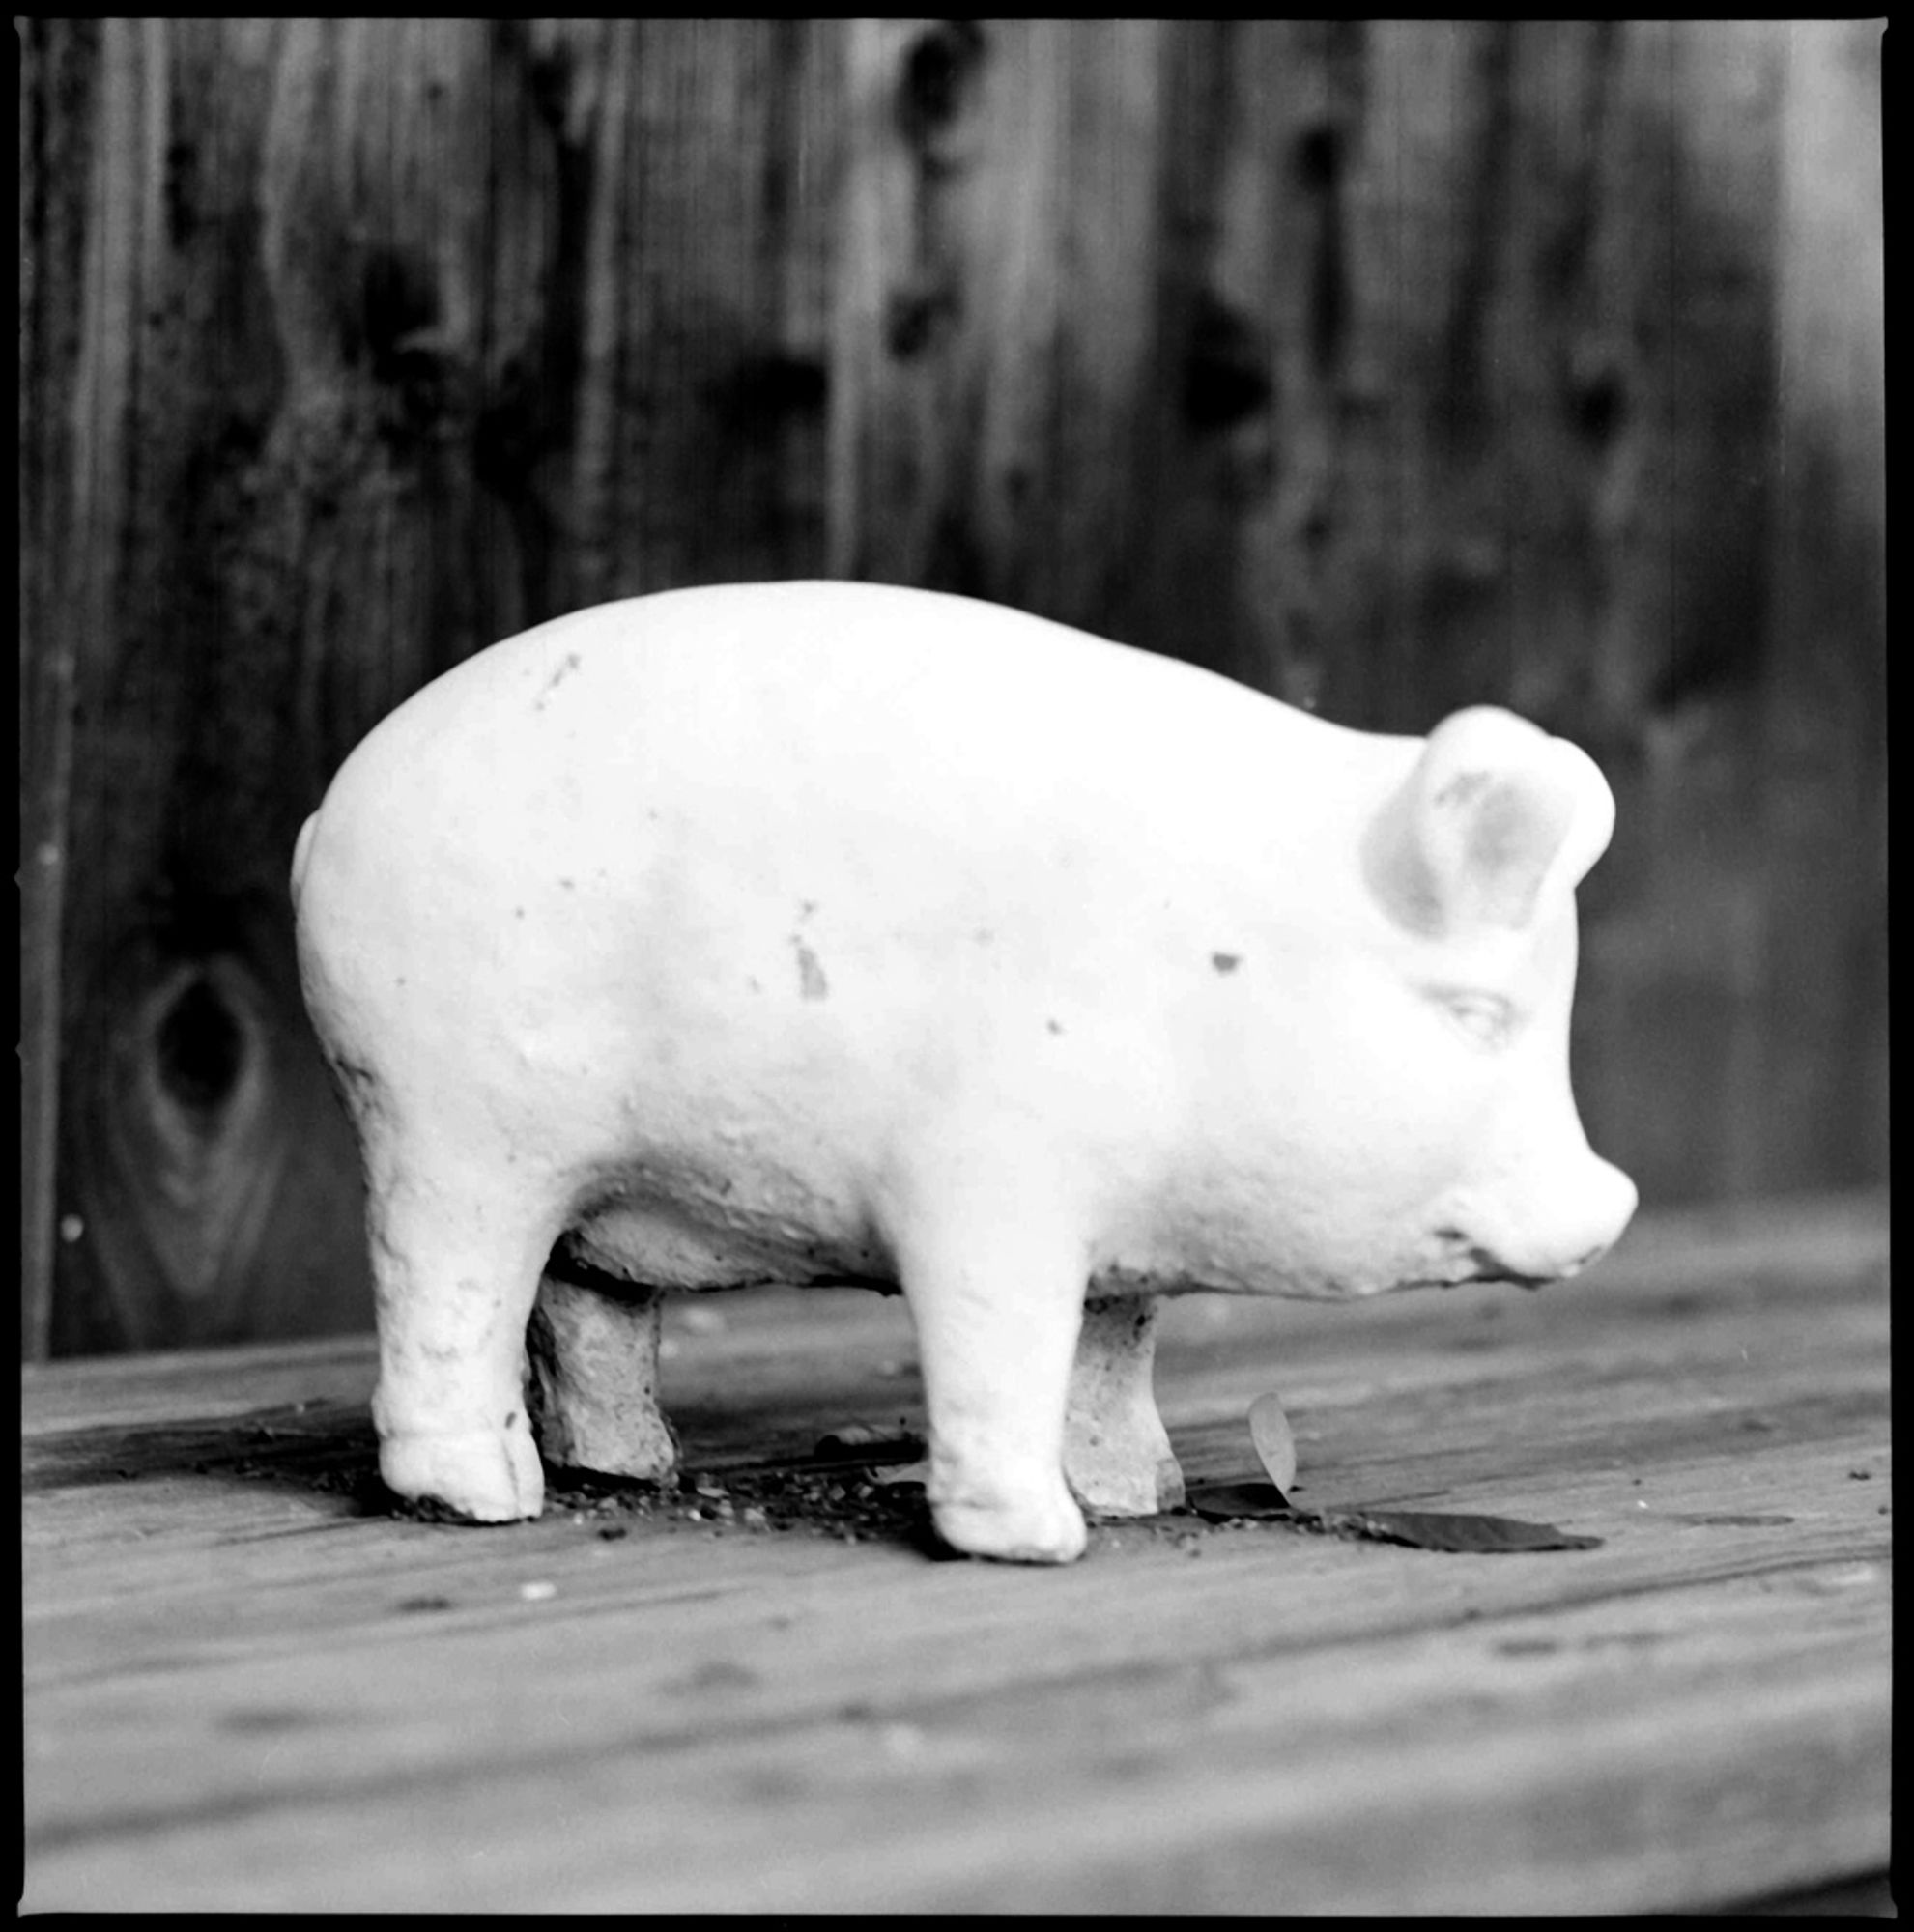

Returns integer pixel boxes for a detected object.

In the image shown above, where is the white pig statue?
[292,580,1636,1563]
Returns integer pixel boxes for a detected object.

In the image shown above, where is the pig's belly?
[554,1197,1215,1308]
[554,1183,900,1297]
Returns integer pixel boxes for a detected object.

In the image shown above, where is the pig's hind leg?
[364,1145,561,1524]
[1065,1295,1185,1517]
[526,1272,679,1484]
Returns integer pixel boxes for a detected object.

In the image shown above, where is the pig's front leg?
[525,1274,679,1483]
[891,1195,1090,1564]
[1064,1294,1184,1517]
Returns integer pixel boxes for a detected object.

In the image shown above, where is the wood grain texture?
[831,17,1170,620]
[19,21,1884,1352]
[21,1195,1890,1912]
[18,19,98,1359]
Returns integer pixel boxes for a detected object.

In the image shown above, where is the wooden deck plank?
[21,1191,1890,1913]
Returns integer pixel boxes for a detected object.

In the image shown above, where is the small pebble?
[520,1580,557,1603]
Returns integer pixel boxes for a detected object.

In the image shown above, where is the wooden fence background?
[20,19,1884,1357]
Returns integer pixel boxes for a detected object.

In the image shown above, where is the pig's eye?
[1434,988,1517,1046]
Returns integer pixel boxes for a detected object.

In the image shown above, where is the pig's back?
[310,581,1369,888]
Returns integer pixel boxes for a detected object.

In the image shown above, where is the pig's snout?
[1566,1155,1639,1269]
[1466,1153,1638,1288]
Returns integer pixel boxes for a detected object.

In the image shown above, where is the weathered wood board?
[21,1193,1889,1913]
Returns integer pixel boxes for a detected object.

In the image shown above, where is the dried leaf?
[1247,1391,1298,1499]
[1307,1507,1602,1553]
[814,1423,893,1449]
[1186,1481,1297,1521]
[869,1460,931,1488]
[1183,1483,1601,1551]
[812,1426,927,1468]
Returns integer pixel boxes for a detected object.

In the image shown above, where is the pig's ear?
[1364,707,1616,937]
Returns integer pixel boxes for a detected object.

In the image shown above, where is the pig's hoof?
[931,1484,1089,1565]
[529,1393,678,1487]
[380,1424,545,1523]
[1067,1450,1186,1519]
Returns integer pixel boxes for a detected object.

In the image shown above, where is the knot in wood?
[896,20,987,160]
